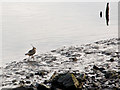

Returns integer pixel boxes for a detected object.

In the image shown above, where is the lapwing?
[25,45,36,59]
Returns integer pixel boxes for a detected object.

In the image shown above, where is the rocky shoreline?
[1,38,120,90]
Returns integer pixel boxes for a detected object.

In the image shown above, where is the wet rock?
[69,57,78,62]
[92,82,100,88]
[19,80,25,85]
[2,88,13,90]
[51,73,81,90]
[102,51,111,55]
[93,65,99,70]
[2,84,49,90]
[109,58,115,62]
[57,73,80,88]
[48,71,57,83]
[35,71,46,77]
[77,73,86,82]
[93,65,105,72]
[99,67,105,72]
[12,86,34,90]
[2,83,6,87]
[35,83,50,90]
[26,76,30,79]
[26,73,34,79]
[12,79,17,83]
[15,71,25,75]
[101,84,109,89]
[84,51,93,54]
[112,86,120,90]
[51,49,56,52]
[111,52,118,57]
[13,83,18,85]
[104,70,117,79]
[26,81,31,84]
[91,45,99,49]
[4,75,11,78]
[29,73,34,77]
[61,51,71,57]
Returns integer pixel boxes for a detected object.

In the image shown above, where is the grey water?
[1,2,118,66]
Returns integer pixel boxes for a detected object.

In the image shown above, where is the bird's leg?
[28,56,31,61]
[31,55,34,60]
[33,56,35,60]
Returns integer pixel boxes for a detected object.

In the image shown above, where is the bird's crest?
[31,44,36,49]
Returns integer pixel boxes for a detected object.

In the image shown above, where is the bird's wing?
[28,49,33,54]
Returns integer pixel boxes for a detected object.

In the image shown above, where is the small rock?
[104,70,117,79]
[12,79,17,83]
[48,71,57,83]
[110,58,115,62]
[51,50,56,52]
[102,51,111,55]
[26,76,30,79]
[29,73,34,77]
[26,81,31,84]
[93,65,105,72]
[69,57,78,62]
[35,71,46,77]
[51,73,81,90]
[92,82,99,87]
[19,81,25,85]
[99,67,105,72]
[12,86,34,90]
[13,83,18,85]
[36,83,50,90]
[85,51,93,54]
[93,65,99,70]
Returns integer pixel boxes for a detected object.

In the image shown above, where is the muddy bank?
[1,38,120,90]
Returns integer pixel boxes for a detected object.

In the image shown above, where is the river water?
[2,2,118,66]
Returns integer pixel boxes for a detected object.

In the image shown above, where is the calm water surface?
[2,2,118,66]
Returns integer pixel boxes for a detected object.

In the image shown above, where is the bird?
[25,45,36,59]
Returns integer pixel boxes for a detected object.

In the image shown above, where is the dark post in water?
[105,3,109,26]
[100,11,102,18]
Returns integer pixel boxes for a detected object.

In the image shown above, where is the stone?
[51,50,56,52]
[36,83,50,90]
[93,65,99,70]
[35,71,45,77]
[48,71,57,83]
[26,76,30,79]
[12,79,17,83]
[51,73,81,90]
[26,81,31,84]
[77,73,86,82]
[104,70,117,79]
[2,88,13,90]
[93,65,105,72]
[19,81,25,85]
[29,73,34,77]
[102,51,111,55]
[69,57,78,62]
[85,51,93,54]
[109,58,114,62]
[10,86,34,90]
[99,67,105,72]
